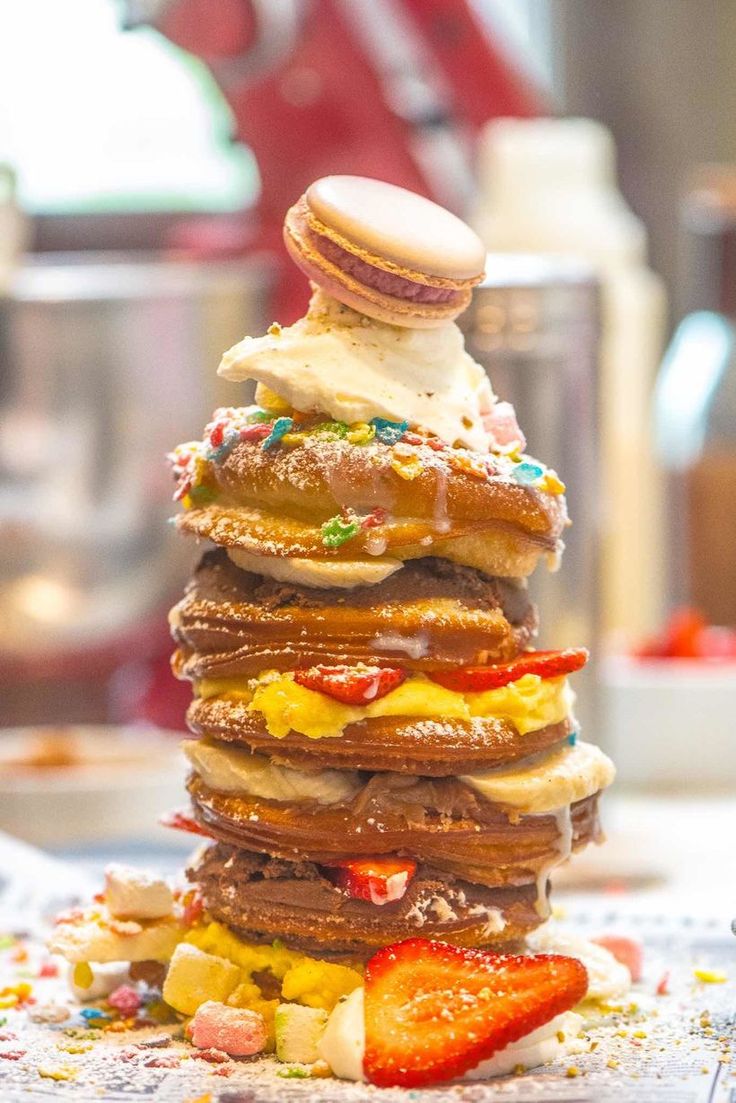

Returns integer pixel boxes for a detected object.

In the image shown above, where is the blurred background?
[0,0,734,884]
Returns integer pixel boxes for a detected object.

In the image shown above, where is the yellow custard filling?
[196,671,573,741]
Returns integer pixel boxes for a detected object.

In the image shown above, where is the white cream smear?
[461,740,615,814]
[318,988,586,1082]
[218,290,496,451]
[527,924,632,1002]
[183,739,361,805]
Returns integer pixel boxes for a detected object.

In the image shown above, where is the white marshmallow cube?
[104,865,174,921]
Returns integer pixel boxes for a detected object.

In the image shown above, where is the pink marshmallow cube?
[483,400,526,451]
[190,1001,267,1057]
[592,935,643,982]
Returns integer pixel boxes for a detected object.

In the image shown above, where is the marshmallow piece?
[162,943,240,1017]
[317,987,365,1081]
[591,936,643,983]
[50,912,180,964]
[275,1003,328,1064]
[67,961,131,1001]
[190,1000,267,1057]
[104,865,174,920]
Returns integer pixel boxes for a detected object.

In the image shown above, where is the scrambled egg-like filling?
[183,922,363,1043]
[196,671,573,740]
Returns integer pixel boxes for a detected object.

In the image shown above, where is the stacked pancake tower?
[170,176,614,960]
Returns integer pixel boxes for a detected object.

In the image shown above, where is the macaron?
[283,175,486,328]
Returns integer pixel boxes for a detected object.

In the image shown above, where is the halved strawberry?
[324,857,417,906]
[429,647,589,692]
[364,939,588,1088]
[159,809,213,838]
[293,664,406,705]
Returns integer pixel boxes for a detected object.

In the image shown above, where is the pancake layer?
[173,417,568,580]
[172,549,537,679]
[187,774,601,890]
[190,844,545,956]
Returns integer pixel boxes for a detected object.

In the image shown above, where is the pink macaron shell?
[283,225,467,329]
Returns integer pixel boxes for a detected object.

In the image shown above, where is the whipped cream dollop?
[218,290,501,451]
[317,987,586,1083]
[527,925,632,1002]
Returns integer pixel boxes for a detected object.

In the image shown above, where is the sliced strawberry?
[159,809,213,838]
[293,664,406,705]
[429,647,589,692]
[324,857,417,906]
[364,939,588,1088]
[655,971,670,996]
[181,887,205,928]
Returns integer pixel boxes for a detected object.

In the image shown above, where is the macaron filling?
[314,233,461,304]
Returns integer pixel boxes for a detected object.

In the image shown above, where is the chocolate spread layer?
[172,548,538,679]
[189,843,543,956]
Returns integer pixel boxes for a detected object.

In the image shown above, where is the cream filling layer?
[218,289,496,451]
[226,547,403,589]
[186,735,610,817]
[196,671,574,742]
[461,741,615,813]
[183,739,361,805]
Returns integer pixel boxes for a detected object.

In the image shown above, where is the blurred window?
[472,0,553,91]
[0,0,256,214]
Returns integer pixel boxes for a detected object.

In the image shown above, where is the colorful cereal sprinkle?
[448,450,489,480]
[361,508,387,529]
[541,471,566,494]
[346,421,376,445]
[261,417,294,450]
[313,420,350,439]
[206,427,240,464]
[321,515,360,548]
[390,444,424,481]
[370,417,409,445]
[693,968,727,984]
[0,983,32,1009]
[513,461,545,485]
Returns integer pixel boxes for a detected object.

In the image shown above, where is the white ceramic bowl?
[0,725,187,848]
[603,656,736,791]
